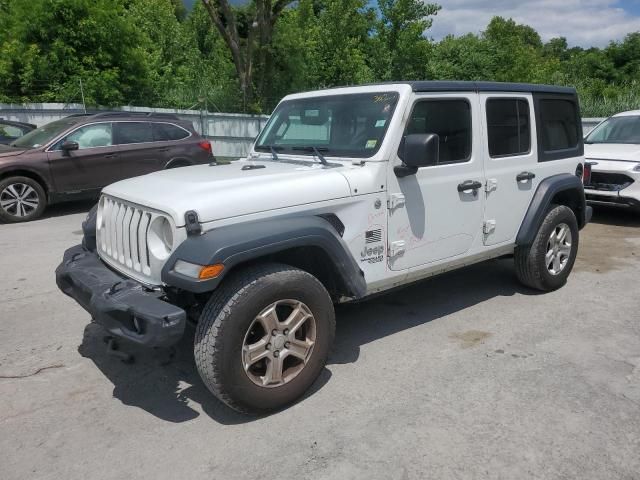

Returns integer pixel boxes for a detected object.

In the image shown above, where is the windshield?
[255,92,399,158]
[585,115,640,144]
[10,118,78,149]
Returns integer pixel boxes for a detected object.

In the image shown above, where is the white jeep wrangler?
[57,82,592,414]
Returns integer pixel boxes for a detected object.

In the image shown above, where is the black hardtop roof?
[406,81,576,95]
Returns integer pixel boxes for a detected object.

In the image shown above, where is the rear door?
[47,122,122,193]
[113,121,163,178]
[386,93,485,271]
[480,94,538,245]
[151,122,198,165]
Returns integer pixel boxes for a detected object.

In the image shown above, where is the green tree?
[374,0,440,81]
[0,0,152,105]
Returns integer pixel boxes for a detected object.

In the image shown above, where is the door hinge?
[387,193,405,211]
[389,240,406,257]
[483,220,496,235]
[485,178,498,193]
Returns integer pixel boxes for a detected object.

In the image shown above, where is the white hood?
[585,143,640,162]
[102,160,353,226]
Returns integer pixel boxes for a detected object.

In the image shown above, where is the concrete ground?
[1,202,639,480]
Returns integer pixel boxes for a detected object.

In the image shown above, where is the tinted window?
[539,99,579,151]
[152,122,189,141]
[114,122,153,145]
[256,92,399,158]
[405,99,472,164]
[65,123,113,149]
[486,99,530,157]
[0,124,26,139]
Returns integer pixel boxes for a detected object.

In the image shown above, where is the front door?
[47,122,122,193]
[387,93,485,271]
[479,93,538,245]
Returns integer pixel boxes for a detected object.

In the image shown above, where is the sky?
[183,0,640,48]
[428,0,640,47]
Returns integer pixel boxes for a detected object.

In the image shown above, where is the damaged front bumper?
[55,245,186,347]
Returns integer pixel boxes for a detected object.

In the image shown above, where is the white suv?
[57,82,591,414]
[584,110,640,211]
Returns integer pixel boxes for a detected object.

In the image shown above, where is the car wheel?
[194,263,335,414]
[0,176,47,223]
[515,204,579,291]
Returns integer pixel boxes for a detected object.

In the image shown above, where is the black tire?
[194,263,335,414]
[0,176,47,223]
[514,204,579,291]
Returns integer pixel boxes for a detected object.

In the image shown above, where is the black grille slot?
[586,172,634,191]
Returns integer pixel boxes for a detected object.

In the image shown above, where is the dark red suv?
[0,112,214,222]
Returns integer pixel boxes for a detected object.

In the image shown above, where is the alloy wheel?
[242,299,317,388]
[546,223,572,275]
[0,183,40,218]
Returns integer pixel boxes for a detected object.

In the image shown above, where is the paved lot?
[1,202,639,480]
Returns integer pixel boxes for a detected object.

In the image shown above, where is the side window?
[539,99,579,152]
[0,125,26,139]
[486,99,531,157]
[114,122,153,145]
[152,123,189,141]
[66,123,113,149]
[405,99,472,164]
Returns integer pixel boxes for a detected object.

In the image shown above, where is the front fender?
[161,216,366,297]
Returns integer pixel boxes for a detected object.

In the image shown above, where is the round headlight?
[147,216,174,260]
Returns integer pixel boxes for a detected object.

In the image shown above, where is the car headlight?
[147,216,174,260]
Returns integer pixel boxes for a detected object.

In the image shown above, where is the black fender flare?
[516,173,588,247]
[161,216,367,297]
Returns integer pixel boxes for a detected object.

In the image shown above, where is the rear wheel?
[0,176,47,223]
[194,263,335,414]
[515,204,579,291]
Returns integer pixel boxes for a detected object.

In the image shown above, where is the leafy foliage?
[0,0,639,116]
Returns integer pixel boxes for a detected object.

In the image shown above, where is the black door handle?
[104,154,117,159]
[457,180,483,193]
[156,147,170,152]
[516,171,536,182]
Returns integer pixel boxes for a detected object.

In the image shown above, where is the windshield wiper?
[256,144,283,161]
[291,146,329,166]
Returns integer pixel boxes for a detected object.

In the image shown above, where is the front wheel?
[514,204,579,291]
[0,176,47,223]
[194,263,335,414]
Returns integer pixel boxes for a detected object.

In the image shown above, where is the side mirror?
[61,140,79,153]
[395,133,439,178]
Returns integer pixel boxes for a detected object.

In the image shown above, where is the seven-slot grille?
[98,196,154,279]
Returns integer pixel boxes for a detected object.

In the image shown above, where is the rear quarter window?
[534,95,583,161]
[152,123,190,141]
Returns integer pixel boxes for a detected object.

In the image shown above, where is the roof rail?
[88,112,180,120]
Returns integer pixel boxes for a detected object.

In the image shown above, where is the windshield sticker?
[373,93,394,103]
[375,119,386,128]
[365,139,377,149]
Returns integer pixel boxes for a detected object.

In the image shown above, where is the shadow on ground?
[78,257,535,424]
[589,205,640,228]
[42,199,96,220]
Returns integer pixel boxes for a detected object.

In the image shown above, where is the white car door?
[386,93,485,271]
[479,93,538,245]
